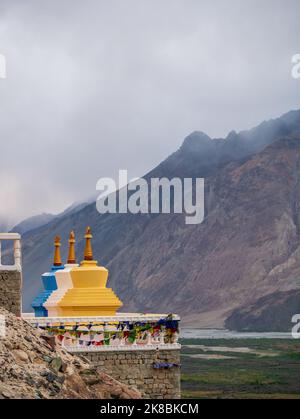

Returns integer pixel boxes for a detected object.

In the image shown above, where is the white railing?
[0,233,22,271]
[24,313,180,324]
[25,313,180,352]
[64,343,181,353]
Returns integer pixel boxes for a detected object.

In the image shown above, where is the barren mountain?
[225,289,300,332]
[20,110,300,329]
[11,213,56,235]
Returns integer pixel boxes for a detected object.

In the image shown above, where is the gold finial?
[53,235,62,266]
[84,227,93,261]
[67,230,76,264]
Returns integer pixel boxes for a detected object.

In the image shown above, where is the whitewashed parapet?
[64,343,181,353]
[0,233,22,271]
[25,313,181,352]
[24,313,180,324]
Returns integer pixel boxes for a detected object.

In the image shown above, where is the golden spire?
[67,230,76,264]
[84,227,93,261]
[53,236,62,266]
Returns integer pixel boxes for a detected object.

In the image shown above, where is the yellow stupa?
[57,227,123,316]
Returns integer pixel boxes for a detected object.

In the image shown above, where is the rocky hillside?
[0,308,140,399]
[20,110,300,329]
[225,289,300,332]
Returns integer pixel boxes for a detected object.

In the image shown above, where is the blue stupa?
[32,236,64,317]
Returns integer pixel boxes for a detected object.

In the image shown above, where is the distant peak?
[278,109,300,124]
[185,131,211,142]
[181,131,213,152]
[226,130,238,140]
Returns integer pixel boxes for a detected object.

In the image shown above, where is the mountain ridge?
[20,110,300,330]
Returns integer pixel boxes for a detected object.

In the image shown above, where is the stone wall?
[81,349,181,399]
[0,270,22,316]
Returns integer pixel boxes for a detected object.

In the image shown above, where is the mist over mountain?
[0,218,12,233]
[10,198,94,236]
[148,110,300,179]
[10,213,56,235]
[20,110,300,330]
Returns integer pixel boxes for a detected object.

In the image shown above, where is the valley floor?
[180,338,300,399]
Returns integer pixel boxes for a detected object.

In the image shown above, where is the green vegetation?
[180,338,300,399]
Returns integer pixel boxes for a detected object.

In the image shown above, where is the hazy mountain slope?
[11,199,93,235]
[225,289,300,332]
[11,213,56,235]
[147,109,300,179]
[21,111,300,329]
[106,136,300,326]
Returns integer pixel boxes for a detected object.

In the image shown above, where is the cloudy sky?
[0,0,299,226]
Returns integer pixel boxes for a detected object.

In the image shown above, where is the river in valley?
[181,329,294,339]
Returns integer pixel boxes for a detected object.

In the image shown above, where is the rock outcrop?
[0,308,140,399]
[225,289,300,332]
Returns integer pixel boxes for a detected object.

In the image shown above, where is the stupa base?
[56,306,122,316]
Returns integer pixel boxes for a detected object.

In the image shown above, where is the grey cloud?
[0,0,299,225]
